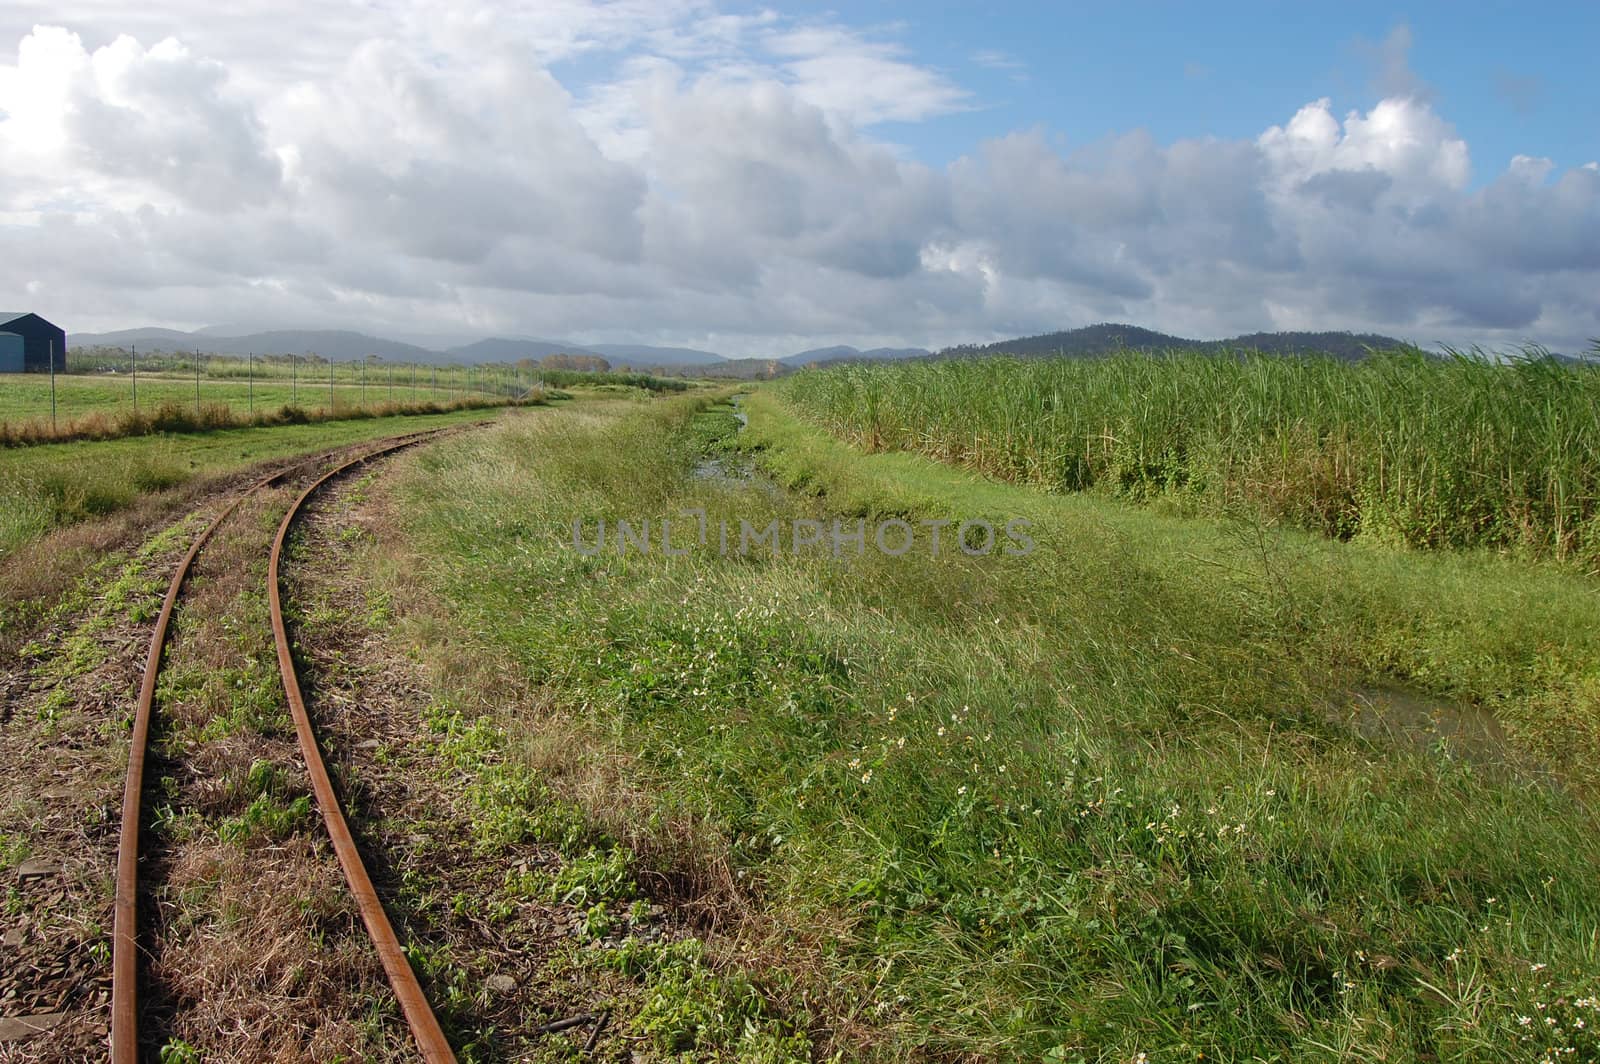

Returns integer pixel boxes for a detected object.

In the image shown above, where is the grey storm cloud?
[1296,169,1394,213]
[0,5,1597,354]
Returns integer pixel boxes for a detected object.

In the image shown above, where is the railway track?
[110,428,462,1063]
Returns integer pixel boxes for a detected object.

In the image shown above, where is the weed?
[601,938,811,1060]
[158,1039,201,1064]
[0,832,29,868]
[217,793,312,845]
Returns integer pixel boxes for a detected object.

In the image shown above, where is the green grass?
[0,370,493,426]
[781,350,1600,568]
[0,406,502,559]
[413,693,812,1061]
[1,355,683,431]
[386,391,1600,1060]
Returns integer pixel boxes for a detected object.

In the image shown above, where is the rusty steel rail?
[112,470,275,1061]
[267,436,458,1063]
[110,429,456,1063]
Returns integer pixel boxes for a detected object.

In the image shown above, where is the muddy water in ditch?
[1334,683,1513,766]
[691,401,767,487]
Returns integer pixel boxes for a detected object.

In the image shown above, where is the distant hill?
[447,338,608,363]
[1222,331,1419,358]
[219,330,440,361]
[72,326,213,349]
[72,327,441,362]
[939,324,1414,362]
[781,345,932,367]
[587,344,726,367]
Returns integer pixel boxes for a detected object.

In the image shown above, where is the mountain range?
[937,325,1413,362]
[68,322,1440,372]
[68,327,730,369]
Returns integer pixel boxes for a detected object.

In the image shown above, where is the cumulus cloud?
[0,25,280,211]
[275,40,646,267]
[0,6,1596,354]
[1258,96,1470,192]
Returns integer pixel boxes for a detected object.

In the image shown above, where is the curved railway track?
[110,428,461,1063]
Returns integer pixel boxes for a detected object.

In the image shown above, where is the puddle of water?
[691,454,755,483]
[1336,684,1512,765]
[691,398,766,487]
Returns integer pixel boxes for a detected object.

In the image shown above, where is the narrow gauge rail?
[110,429,460,1063]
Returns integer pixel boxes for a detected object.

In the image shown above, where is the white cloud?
[763,25,969,126]
[971,49,1024,73]
[1259,96,1470,193]
[0,7,1596,355]
[0,25,280,212]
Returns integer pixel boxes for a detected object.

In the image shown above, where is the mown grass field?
[782,351,1600,568]
[381,387,1600,1061]
[0,366,687,446]
[0,372,473,427]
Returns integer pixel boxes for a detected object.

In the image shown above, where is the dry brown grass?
[0,511,208,1061]
[137,484,408,1061]
[151,839,392,1063]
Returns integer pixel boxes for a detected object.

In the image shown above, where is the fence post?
[329,356,335,415]
[248,352,254,415]
[132,343,138,417]
[194,347,200,415]
[292,353,297,402]
[50,337,57,431]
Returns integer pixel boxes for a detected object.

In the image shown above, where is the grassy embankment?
[782,350,1600,568]
[382,386,1600,1061]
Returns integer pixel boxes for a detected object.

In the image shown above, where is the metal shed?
[0,333,23,373]
[0,312,67,372]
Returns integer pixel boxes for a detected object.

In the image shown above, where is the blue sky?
[751,2,1596,180]
[2,1,1597,353]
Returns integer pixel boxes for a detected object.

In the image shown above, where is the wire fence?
[2,349,537,440]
